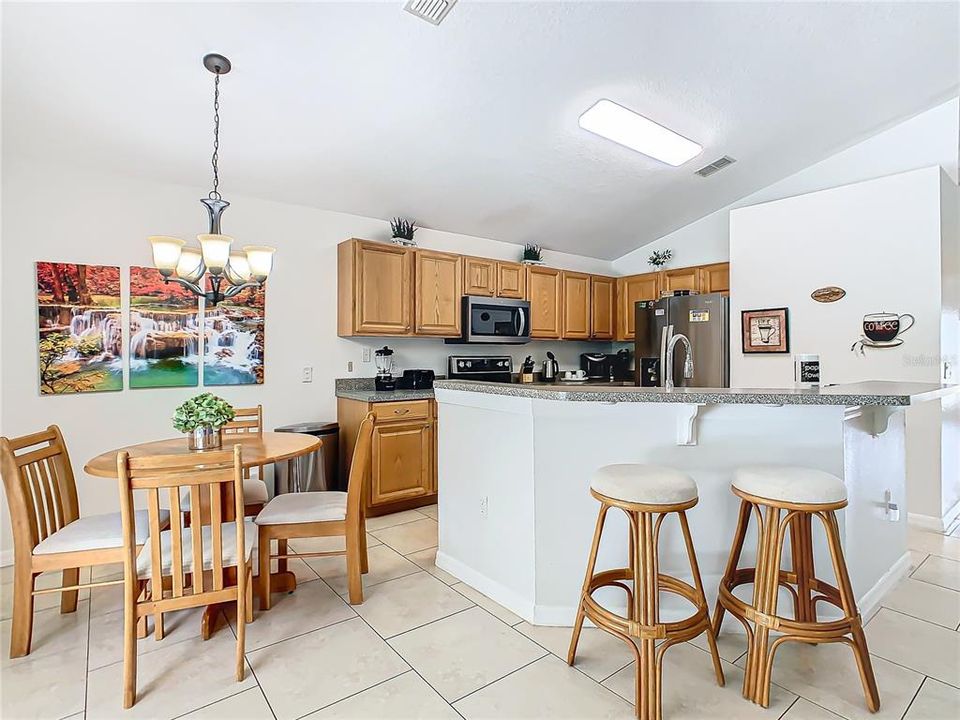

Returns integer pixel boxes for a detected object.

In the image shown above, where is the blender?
[374,346,396,391]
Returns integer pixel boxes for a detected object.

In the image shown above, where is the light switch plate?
[301,366,313,383]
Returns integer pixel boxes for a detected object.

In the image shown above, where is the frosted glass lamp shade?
[198,234,233,275]
[244,246,275,282]
[176,247,205,283]
[149,236,185,276]
[225,252,252,284]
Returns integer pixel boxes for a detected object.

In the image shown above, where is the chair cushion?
[136,520,256,579]
[33,510,170,555]
[178,478,268,511]
[590,464,698,505]
[255,492,348,526]
[733,466,846,505]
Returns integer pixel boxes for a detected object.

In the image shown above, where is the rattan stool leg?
[567,503,610,665]
[713,500,751,636]
[678,511,725,687]
[790,513,816,623]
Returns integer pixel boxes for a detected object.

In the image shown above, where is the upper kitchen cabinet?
[616,272,660,340]
[590,275,616,340]
[415,249,463,337]
[527,265,562,339]
[698,262,730,294]
[463,256,496,296]
[338,239,413,336]
[561,271,591,340]
[661,266,699,294]
[496,262,526,299]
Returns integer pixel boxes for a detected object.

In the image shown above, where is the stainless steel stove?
[447,355,514,383]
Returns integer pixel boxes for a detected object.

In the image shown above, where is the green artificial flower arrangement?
[173,393,236,433]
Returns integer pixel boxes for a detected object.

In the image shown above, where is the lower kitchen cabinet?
[337,397,437,516]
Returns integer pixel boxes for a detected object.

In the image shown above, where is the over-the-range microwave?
[445,296,531,345]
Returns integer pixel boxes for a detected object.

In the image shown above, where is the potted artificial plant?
[521,243,543,265]
[390,217,418,247]
[173,392,236,450]
[648,249,673,268]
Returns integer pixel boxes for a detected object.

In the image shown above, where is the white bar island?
[433,380,955,627]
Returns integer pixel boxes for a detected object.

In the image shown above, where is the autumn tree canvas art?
[36,262,122,394]
[204,284,265,385]
[129,266,201,388]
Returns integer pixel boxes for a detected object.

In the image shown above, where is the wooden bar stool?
[714,466,880,712]
[568,464,724,720]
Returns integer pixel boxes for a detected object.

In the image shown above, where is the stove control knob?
[465,361,472,368]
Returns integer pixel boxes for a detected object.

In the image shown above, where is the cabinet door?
[353,241,413,335]
[463,256,496,296]
[527,266,562,339]
[562,271,591,339]
[370,421,433,507]
[415,249,463,336]
[590,276,615,339]
[616,273,660,340]
[698,262,730,294]
[661,267,699,294]
[497,262,526,299]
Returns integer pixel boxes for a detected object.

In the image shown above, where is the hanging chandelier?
[148,53,274,306]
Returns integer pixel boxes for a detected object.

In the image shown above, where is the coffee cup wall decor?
[851,311,915,354]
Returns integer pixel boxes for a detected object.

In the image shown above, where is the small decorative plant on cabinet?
[648,248,673,268]
[521,243,543,265]
[390,217,418,247]
[173,392,236,449]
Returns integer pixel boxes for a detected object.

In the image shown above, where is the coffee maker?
[374,346,396,391]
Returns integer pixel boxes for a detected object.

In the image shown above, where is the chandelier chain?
[209,72,221,200]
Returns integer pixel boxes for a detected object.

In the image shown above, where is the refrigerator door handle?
[660,324,673,388]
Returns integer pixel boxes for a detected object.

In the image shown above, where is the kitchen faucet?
[664,329,694,390]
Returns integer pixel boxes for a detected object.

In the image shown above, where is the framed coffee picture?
[741,307,790,353]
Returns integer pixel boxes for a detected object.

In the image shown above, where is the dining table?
[84,430,322,637]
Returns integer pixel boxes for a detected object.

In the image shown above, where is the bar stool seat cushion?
[591,464,697,505]
[254,491,348,526]
[733,465,846,505]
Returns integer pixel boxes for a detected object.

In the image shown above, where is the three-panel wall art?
[35,261,265,395]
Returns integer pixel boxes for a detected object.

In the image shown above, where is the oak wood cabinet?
[616,273,660,341]
[661,266,700,294]
[561,271,591,339]
[414,249,463,337]
[590,276,616,340]
[337,398,437,517]
[527,266,563,339]
[463,256,496,296]
[338,239,413,336]
[698,262,730,295]
[496,262,526,299]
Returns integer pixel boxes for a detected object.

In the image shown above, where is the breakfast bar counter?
[432,380,957,627]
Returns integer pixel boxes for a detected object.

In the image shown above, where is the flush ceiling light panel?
[404,0,457,25]
[579,99,702,166]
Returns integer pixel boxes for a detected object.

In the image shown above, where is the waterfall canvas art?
[203,284,265,385]
[36,262,123,394]
[129,266,201,388]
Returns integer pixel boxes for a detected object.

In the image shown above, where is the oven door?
[456,297,531,344]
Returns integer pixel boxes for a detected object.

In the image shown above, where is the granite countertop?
[432,379,957,406]
[335,377,435,403]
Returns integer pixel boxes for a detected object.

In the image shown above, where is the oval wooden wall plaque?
[811,286,846,303]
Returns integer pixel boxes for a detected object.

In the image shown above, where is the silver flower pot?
[188,427,222,451]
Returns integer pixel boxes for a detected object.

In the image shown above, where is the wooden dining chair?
[0,425,170,658]
[222,405,269,516]
[117,444,253,709]
[255,413,374,607]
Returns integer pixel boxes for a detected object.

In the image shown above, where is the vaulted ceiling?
[3,2,957,259]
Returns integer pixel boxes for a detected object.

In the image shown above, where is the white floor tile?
[179,687,275,719]
[87,604,210,671]
[418,504,439,520]
[389,606,546,701]
[452,582,523,626]
[881,577,960,628]
[781,698,844,719]
[904,677,960,719]
[304,671,459,719]
[370,518,438,555]
[287,533,381,555]
[864,608,960,686]
[516,622,634,681]
[455,654,635,719]
[353,572,473,638]
[364,510,426,532]
[688,629,747,664]
[0,568,91,621]
[907,528,960,561]
[406,547,458,585]
[304,543,420,596]
[912,555,960,592]
[248,617,408,720]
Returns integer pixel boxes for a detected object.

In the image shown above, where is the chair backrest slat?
[36,458,60,538]
[147,489,164,603]
[210,484,224,589]
[189,484,205,593]
[223,406,264,482]
[346,414,376,520]
[167,487,184,598]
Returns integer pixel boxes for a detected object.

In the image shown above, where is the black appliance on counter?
[396,369,435,390]
[580,350,631,381]
[447,355,513,383]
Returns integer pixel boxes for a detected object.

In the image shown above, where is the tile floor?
[1,507,958,720]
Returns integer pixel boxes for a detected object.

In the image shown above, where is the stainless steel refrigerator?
[634,293,730,388]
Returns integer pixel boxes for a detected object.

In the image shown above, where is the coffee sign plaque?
[811,286,846,303]
[852,311,915,354]
[741,307,790,354]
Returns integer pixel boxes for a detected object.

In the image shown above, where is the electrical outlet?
[884,489,900,522]
[362,347,372,363]
[301,366,313,383]
[347,361,354,373]
[479,496,488,519]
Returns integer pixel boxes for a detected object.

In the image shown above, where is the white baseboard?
[857,551,912,624]
[435,550,536,623]
[908,496,960,534]
[0,548,12,568]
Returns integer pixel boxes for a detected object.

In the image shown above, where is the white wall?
[614,97,960,273]
[0,159,614,559]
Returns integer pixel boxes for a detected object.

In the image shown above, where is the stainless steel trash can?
[273,421,339,494]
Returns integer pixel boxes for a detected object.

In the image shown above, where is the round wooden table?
[84,431,322,637]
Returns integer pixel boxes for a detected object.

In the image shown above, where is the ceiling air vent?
[695,156,736,178]
[403,0,457,25]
